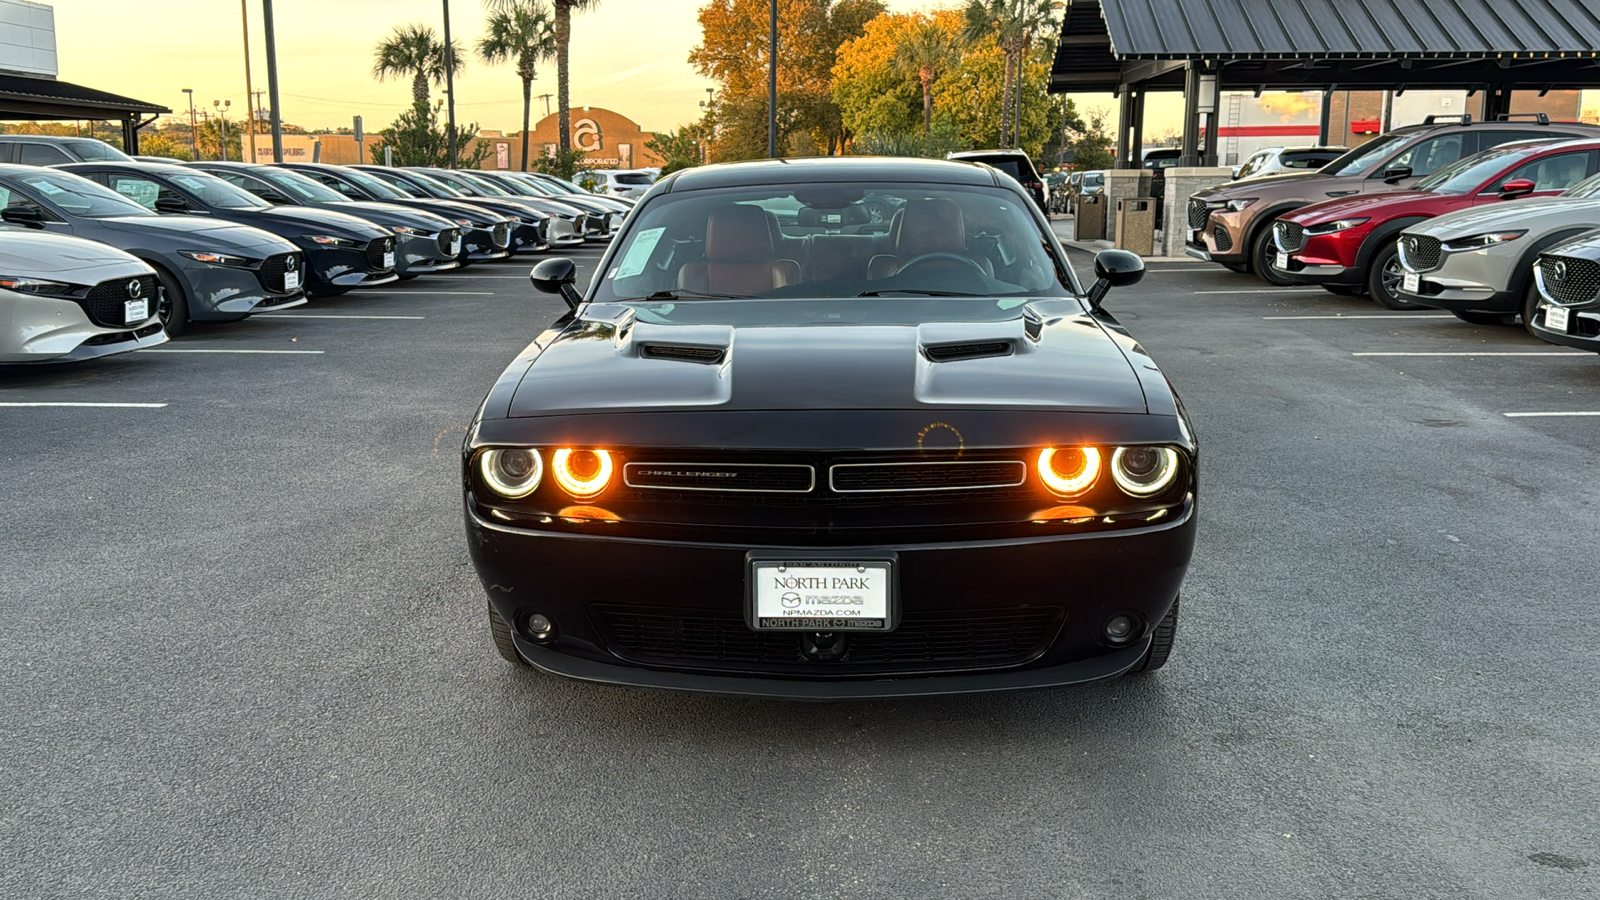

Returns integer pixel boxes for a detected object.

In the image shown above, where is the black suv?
[0,136,131,165]
[946,149,1049,214]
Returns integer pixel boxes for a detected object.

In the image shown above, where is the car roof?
[59,160,193,176]
[664,157,999,193]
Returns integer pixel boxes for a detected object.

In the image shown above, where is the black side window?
[18,143,72,166]
[313,173,360,198]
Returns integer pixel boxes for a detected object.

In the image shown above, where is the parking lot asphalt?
[3,239,1597,899]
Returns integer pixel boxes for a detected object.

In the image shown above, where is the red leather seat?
[867,198,994,280]
[677,205,801,295]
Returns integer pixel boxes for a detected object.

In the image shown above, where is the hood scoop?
[922,339,1016,363]
[639,343,726,365]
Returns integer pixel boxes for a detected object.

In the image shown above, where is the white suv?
[576,169,658,200]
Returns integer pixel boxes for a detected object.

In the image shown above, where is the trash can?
[1074,194,1106,241]
[1115,198,1155,257]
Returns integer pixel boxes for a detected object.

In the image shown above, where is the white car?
[1232,146,1348,181]
[576,169,657,200]
[0,230,167,363]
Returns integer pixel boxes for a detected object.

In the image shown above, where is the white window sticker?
[33,181,64,196]
[612,226,665,280]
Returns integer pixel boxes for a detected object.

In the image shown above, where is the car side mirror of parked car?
[154,196,189,214]
[1498,178,1537,200]
[1087,249,1145,309]
[530,257,583,308]
[1382,165,1413,184]
[1,206,45,228]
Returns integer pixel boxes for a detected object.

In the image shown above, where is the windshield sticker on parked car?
[613,226,665,280]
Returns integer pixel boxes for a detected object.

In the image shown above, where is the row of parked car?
[1185,113,1600,354]
[0,135,649,364]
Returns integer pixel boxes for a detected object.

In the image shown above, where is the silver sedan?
[0,231,168,363]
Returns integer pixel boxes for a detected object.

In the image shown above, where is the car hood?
[507,299,1148,417]
[0,232,149,283]
[330,200,453,231]
[251,205,392,239]
[93,215,298,254]
[1194,170,1332,200]
[1403,195,1600,238]
[1281,190,1457,225]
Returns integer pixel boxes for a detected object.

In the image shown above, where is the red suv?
[1270,138,1600,307]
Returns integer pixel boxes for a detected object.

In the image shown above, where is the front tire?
[488,602,528,666]
[1251,227,1296,286]
[1366,242,1427,310]
[1521,278,1544,336]
[150,264,189,338]
[1127,597,1179,674]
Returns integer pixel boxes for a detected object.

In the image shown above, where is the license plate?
[1402,272,1419,293]
[449,239,461,256]
[1275,251,1288,269]
[284,269,300,291]
[1189,229,1200,243]
[123,298,147,325]
[1546,305,1570,333]
[383,251,395,269]
[748,558,894,632]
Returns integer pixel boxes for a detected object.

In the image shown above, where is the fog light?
[526,613,555,642]
[1103,614,1137,645]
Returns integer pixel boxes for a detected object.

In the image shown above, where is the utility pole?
[767,0,777,158]
[182,88,197,159]
[263,0,284,163]
[241,0,257,163]
[214,100,231,161]
[538,93,553,118]
[442,0,458,168]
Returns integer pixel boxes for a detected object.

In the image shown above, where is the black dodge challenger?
[463,157,1196,698]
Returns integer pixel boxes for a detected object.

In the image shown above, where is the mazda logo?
[1405,238,1417,253]
[780,593,802,609]
[1553,261,1569,282]
[126,279,142,299]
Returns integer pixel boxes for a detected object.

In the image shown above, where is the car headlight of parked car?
[1306,217,1371,235]
[1209,198,1256,212]
[1110,446,1181,497]
[0,275,76,295]
[1037,447,1102,498]
[390,225,423,236]
[301,234,363,247]
[551,448,614,499]
[178,250,253,267]
[1441,230,1526,251]
[478,448,544,499]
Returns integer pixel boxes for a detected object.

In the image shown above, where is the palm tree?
[551,0,601,158]
[478,0,556,171]
[894,17,960,136]
[373,24,466,109]
[962,0,1055,147]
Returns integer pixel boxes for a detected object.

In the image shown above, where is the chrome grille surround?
[1400,235,1442,272]
[1273,221,1306,253]
[1537,255,1600,306]
[1187,198,1210,230]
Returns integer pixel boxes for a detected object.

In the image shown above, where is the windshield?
[14,171,153,218]
[168,172,270,209]
[591,182,1072,306]
[1414,145,1541,194]
[1322,133,1409,177]
[396,170,462,199]
[346,169,416,199]
[452,171,512,196]
[259,169,348,203]
[62,139,131,162]
[1562,172,1600,199]
[509,175,560,196]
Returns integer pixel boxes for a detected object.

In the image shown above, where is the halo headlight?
[1037,447,1101,497]
[479,448,543,499]
[1111,446,1180,497]
[551,448,614,498]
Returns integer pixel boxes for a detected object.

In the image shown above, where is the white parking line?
[1504,411,1600,417]
[0,401,167,408]
[1264,314,1453,320]
[1352,351,1587,357]
[1193,289,1326,294]
[144,349,325,355]
[357,291,495,296]
[259,314,425,320]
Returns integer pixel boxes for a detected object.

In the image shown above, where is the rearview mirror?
[1498,178,1537,199]
[1,205,45,228]
[1087,249,1145,309]
[1382,165,1413,183]
[530,257,582,308]
[154,196,189,214]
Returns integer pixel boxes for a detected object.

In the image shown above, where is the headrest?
[705,205,774,263]
[797,207,821,227]
[897,198,965,257]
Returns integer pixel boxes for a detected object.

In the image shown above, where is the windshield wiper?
[624,289,762,302]
[856,289,983,297]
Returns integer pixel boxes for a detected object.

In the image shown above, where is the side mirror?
[1382,165,1413,184]
[1,205,45,228]
[154,196,189,214]
[1498,178,1537,200]
[1087,249,1145,309]
[530,257,582,308]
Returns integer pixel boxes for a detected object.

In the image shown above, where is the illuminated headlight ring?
[551,448,614,499]
[1037,447,1102,498]
[1110,446,1180,497]
[479,447,544,499]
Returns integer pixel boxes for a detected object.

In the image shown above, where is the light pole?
[699,88,716,164]
[767,0,777,158]
[182,88,196,159]
[241,0,257,163]
[442,0,458,168]
[263,0,284,163]
[214,100,231,161]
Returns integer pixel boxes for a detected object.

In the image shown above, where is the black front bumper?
[467,499,1195,698]
[1529,304,1600,352]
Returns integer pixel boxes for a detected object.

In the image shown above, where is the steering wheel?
[893,252,988,278]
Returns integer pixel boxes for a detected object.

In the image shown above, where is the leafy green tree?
[961,0,1057,147]
[529,145,586,179]
[645,128,702,175]
[371,101,491,168]
[549,0,601,157]
[1061,103,1115,171]
[894,15,960,135]
[373,24,466,107]
[479,0,556,171]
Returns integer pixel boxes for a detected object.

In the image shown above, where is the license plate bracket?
[1402,272,1419,294]
[123,298,148,325]
[746,552,898,633]
[1545,304,1571,333]
[1275,251,1288,270]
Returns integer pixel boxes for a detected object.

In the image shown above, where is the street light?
[181,88,196,159]
[767,0,777,158]
[213,99,231,161]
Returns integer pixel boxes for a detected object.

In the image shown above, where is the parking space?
[3,241,1598,898]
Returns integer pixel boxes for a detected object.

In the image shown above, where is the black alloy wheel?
[1127,596,1179,674]
[150,265,188,338]
[488,602,528,666]
[1366,242,1427,310]
[1252,226,1297,286]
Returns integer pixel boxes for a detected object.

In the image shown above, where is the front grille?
[594,606,1064,673]
[81,274,158,327]
[436,228,459,256]
[364,237,395,271]
[829,461,1026,493]
[1212,224,1233,252]
[256,252,299,292]
[1539,255,1600,305]
[624,462,814,493]
[491,222,512,248]
[1274,221,1306,253]
[1401,235,1441,272]
[1187,198,1210,230]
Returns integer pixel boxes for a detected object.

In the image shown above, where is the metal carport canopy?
[0,72,169,153]
[1052,0,1600,93]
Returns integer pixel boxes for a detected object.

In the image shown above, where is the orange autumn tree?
[833,9,964,145]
